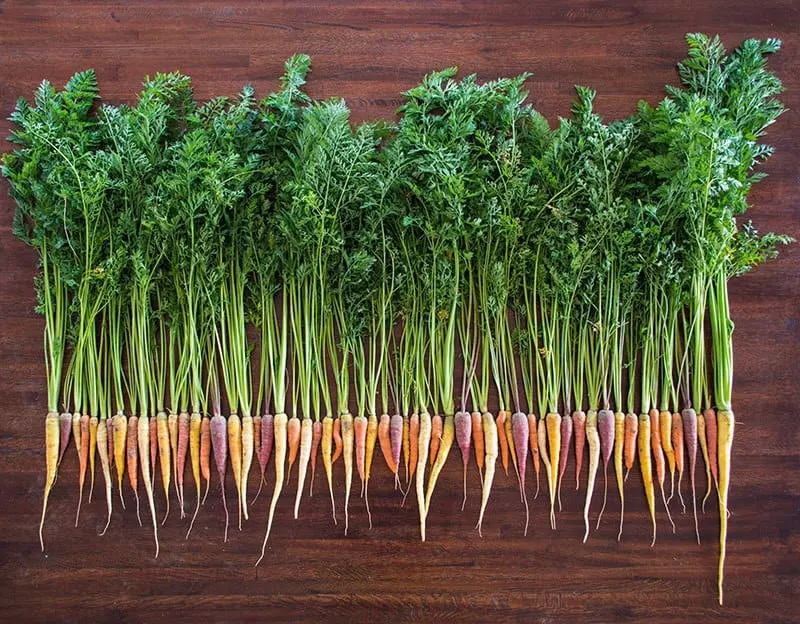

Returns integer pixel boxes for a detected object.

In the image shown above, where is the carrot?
[402,414,410,483]
[210,414,229,541]
[186,412,201,538]
[538,416,553,528]
[573,410,587,490]
[252,415,263,502]
[240,414,254,521]
[293,417,312,519]
[475,412,498,537]
[424,413,454,519]
[390,414,403,487]
[613,411,625,541]
[428,414,443,469]
[177,412,189,520]
[354,415,368,496]
[623,412,638,480]
[528,413,539,498]
[682,407,700,543]
[672,412,685,514]
[57,412,71,466]
[149,416,157,489]
[168,412,179,509]
[716,409,735,605]
[364,414,379,528]
[341,412,355,535]
[698,410,711,512]
[557,413,573,511]
[138,414,159,557]
[286,416,301,483]
[332,417,343,465]
[545,411,561,529]
[75,414,89,527]
[39,412,59,552]
[112,414,126,509]
[72,412,80,468]
[408,412,419,487]
[415,411,431,541]
[582,410,599,543]
[472,411,484,474]
[378,414,394,474]
[200,415,211,505]
[504,413,517,476]
[595,409,615,530]
[321,416,336,523]
[704,408,719,511]
[309,419,322,496]
[127,415,141,527]
[650,409,674,533]
[256,412,287,565]
[638,413,656,546]
[97,416,113,536]
[261,413,274,486]
[511,412,530,535]
[88,416,98,503]
[496,412,509,476]
[454,411,471,510]
[156,412,171,524]
[228,414,243,528]
[660,410,676,502]
[106,415,114,474]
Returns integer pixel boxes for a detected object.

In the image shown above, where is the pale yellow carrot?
[582,410,599,543]
[545,412,561,529]
[228,414,243,529]
[96,416,113,537]
[138,414,159,557]
[256,412,287,566]
[639,413,656,546]
[156,412,171,524]
[112,413,127,508]
[293,417,313,519]
[364,413,379,529]
[475,412,498,537]
[717,409,735,606]
[241,414,254,522]
[424,414,454,515]
[416,411,431,541]
[613,411,625,541]
[88,416,98,503]
[321,415,336,524]
[39,412,59,552]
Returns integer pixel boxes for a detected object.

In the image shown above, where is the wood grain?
[1,2,798,622]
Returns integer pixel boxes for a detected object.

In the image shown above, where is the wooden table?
[1,2,797,622]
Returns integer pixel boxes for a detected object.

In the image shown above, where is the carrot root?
[545,412,561,530]
[186,412,201,539]
[528,414,539,499]
[511,412,529,536]
[321,416,336,524]
[613,412,625,541]
[210,415,229,542]
[309,419,322,497]
[682,408,700,543]
[454,411,471,511]
[40,412,59,552]
[415,412,431,541]
[256,412,287,566]
[475,412,498,538]
[293,417,313,519]
[573,410,586,490]
[341,413,354,536]
[595,409,614,530]
[582,410,599,543]
[716,409,734,606]
[127,415,141,527]
[639,414,656,547]
[557,413,573,511]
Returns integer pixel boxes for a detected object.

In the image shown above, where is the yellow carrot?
[257,412,287,566]
[96,416,113,537]
[321,415,336,524]
[156,412,171,524]
[475,412,498,537]
[639,413,656,546]
[364,413,379,529]
[660,410,675,502]
[613,411,625,541]
[112,413,127,508]
[341,412,355,536]
[582,410,599,543]
[424,414,454,516]
[76,414,89,526]
[545,412,561,530]
[186,412,202,539]
[505,413,517,476]
[241,414,254,522]
[698,410,712,512]
[39,412,59,552]
[416,411,431,541]
[228,414,243,528]
[138,414,159,557]
[717,409,735,606]
[538,416,553,528]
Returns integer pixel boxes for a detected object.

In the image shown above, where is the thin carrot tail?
[661,482,675,534]
[135,490,142,527]
[75,474,85,528]
[220,475,229,543]
[522,483,529,537]
[39,486,52,553]
[202,476,210,506]
[557,475,563,512]
[161,488,170,526]
[365,480,373,530]
[678,471,686,514]
[186,485,201,540]
[252,475,265,505]
[461,465,467,512]
[691,469,700,544]
[118,479,126,511]
[596,465,608,531]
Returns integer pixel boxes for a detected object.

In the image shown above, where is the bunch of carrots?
[3,35,791,604]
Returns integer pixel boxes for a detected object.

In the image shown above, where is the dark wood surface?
[1,2,798,622]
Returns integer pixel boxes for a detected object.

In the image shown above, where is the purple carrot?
[58,412,72,465]
[595,409,615,529]
[682,408,700,543]
[557,413,573,511]
[210,414,229,542]
[454,411,472,510]
[511,412,530,535]
[390,414,403,488]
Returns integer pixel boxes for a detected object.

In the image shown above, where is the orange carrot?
[528,413,539,498]
[293,417,312,519]
[75,414,89,527]
[660,410,676,502]
[408,413,419,484]
[378,414,395,474]
[149,416,157,489]
[39,412,60,552]
[472,411,484,474]
[613,412,625,541]
[650,409,674,533]
[200,415,211,505]
[309,419,322,496]
[573,410,587,490]
[425,413,455,518]
[428,414,443,468]
[332,417,343,465]
[127,415,141,527]
[496,412,508,476]
[623,412,638,481]
[286,416,301,483]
